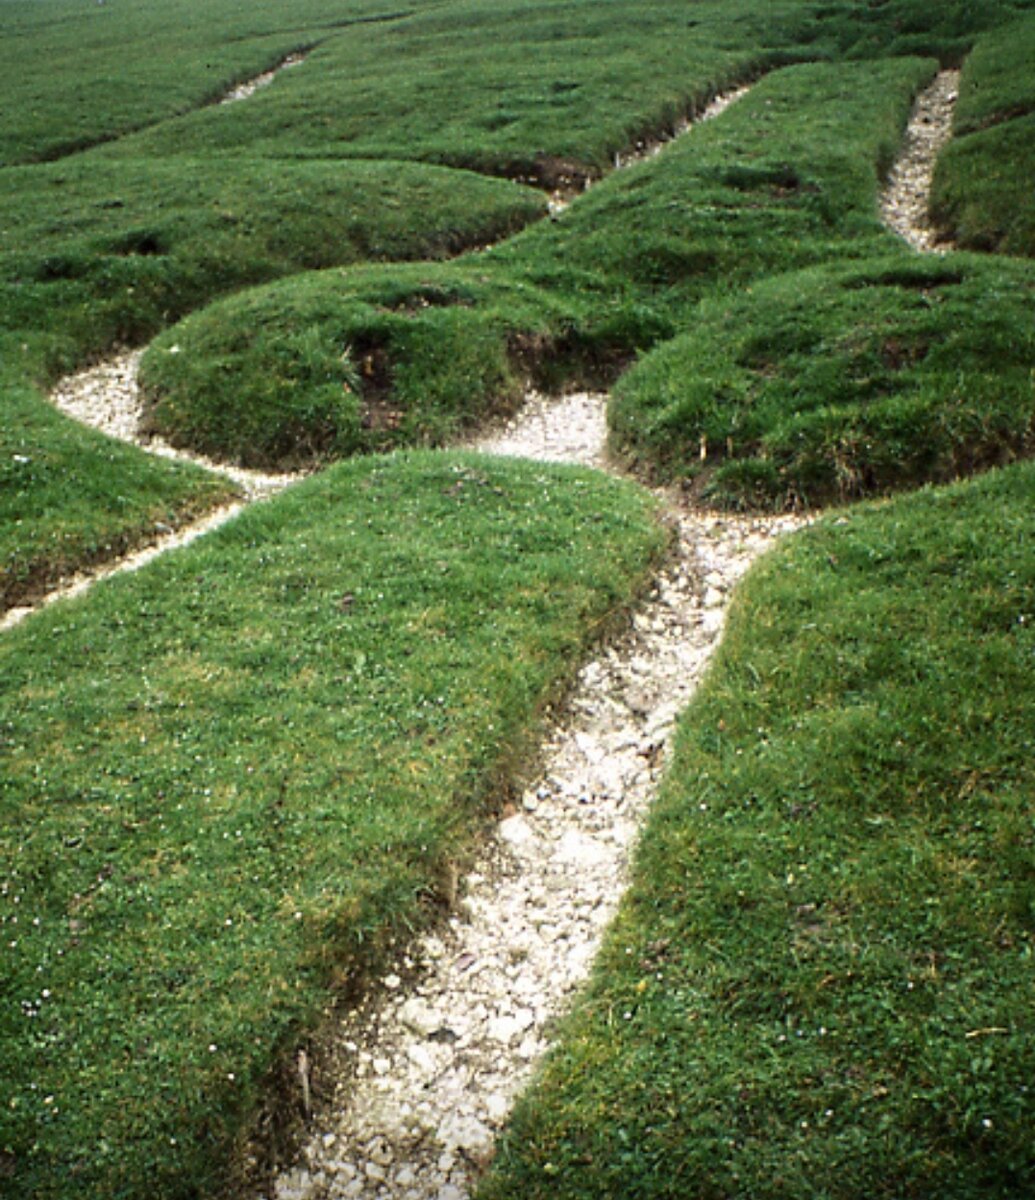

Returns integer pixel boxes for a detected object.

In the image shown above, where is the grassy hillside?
[1,0,1034,1196]
[139,57,932,467]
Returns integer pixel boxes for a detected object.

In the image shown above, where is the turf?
[0,358,236,611]
[3,0,1035,1194]
[141,57,932,468]
[0,451,666,1200]
[480,460,1035,1200]
[91,0,790,178]
[608,253,1035,507]
[0,153,544,610]
[136,262,583,467]
[930,15,1035,256]
[0,0,418,166]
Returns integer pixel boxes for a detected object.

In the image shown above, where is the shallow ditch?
[256,395,804,1200]
[0,352,298,632]
[221,51,310,105]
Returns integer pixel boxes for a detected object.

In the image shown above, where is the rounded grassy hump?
[609,252,1035,509]
[139,262,583,469]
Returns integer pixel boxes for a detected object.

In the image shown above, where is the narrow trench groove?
[221,50,310,105]
[0,353,298,632]
[548,81,754,214]
[880,69,960,252]
[10,74,765,630]
[14,69,799,1199]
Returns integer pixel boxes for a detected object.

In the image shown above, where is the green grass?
[0,155,545,357]
[0,0,420,166]
[949,14,1035,135]
[487,55,926,309]
[90,0,791,178]
[480,460,1035,1200]
[79,0,1035,176]
[0,150,544,610]
[0,360,236,611]
[0,451,666,1200]
[141,57,932,468]
[608,253,1035,507]
[4,0,1035,1194]
[929,15,1035,256]
[137,262,583,467]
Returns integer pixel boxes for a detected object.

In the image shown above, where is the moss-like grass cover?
[143,57,932,468]
[609,253,1035,507]
[0,0,414,167]
[0,451,665,1199]
[137,263,582,467]
[4,0,1035,1193]
[481,460,1035,1200]
[930,15,1035,257]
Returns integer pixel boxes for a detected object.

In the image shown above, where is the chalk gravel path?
[0,353,297,632]
[259,69,962,1200]
[263,406,802,1200]
[880,69,959,251]
[6,63,958,1200]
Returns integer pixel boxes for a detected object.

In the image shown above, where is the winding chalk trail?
[221,52,308,105]
[8,60,957,1199]
[261,398,803,1200]
[4,80,756,631]
[260,68,965,1200]
[880,69,959,252]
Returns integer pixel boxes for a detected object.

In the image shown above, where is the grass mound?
[0,157,542,608]
[609,254,1035,508]
[491,57,928,319]
[138,263,589,468]
[0,155,545,364]
[142,57,933,469]
[0,450,665,1200]
[481,460,1035,1200]
[930,15,1035,256]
